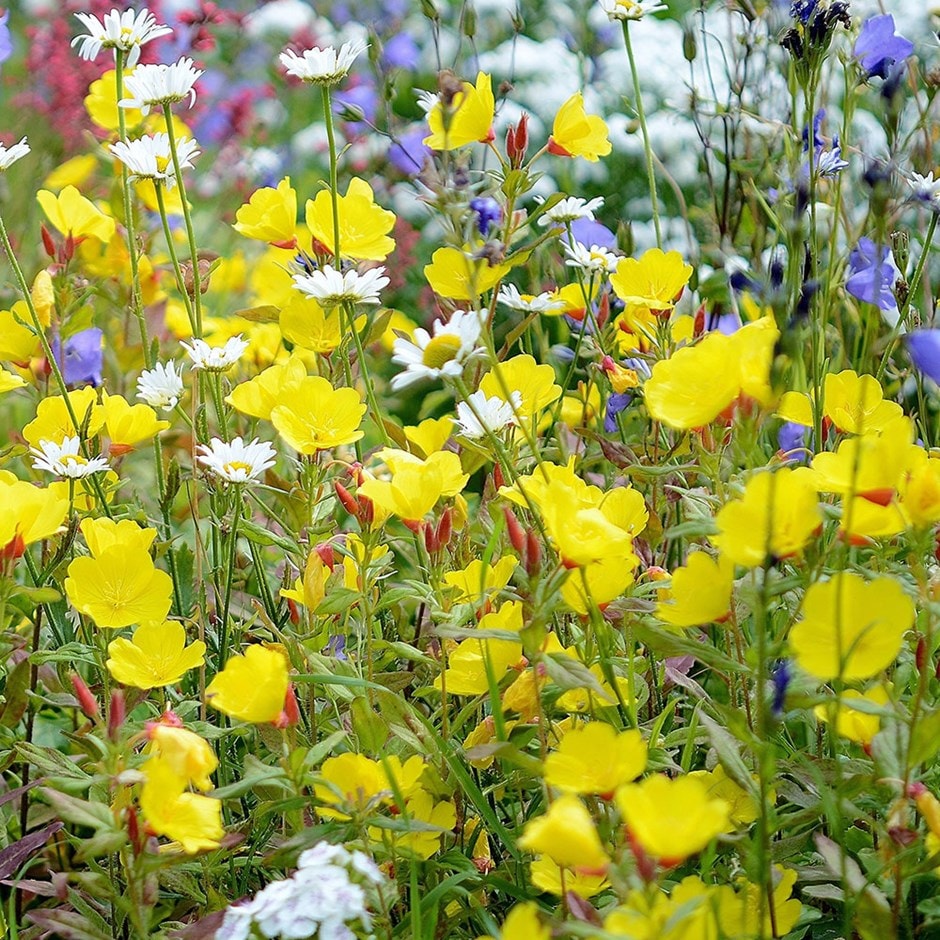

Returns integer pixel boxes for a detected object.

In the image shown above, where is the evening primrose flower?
[206,645,289,723]
[109,133,200,188]
[390,309,484,391]
[119,57,202,114]
[182,335,248,371]
[456,390,520,438]
[147,722,218,791]
[136,361,184,410]
[519,793,609,870]
[538,194,604,226]
[305,177,396,261]
[196,437,277,485]
[72,8,172,67]
[0,479,69,558]
[31,437,109,479]
[0,136,29,171]
[656,552,734,628]
[37,186,115,244]
[543,723,647,796]
[548,92,612,162]
[270,377,365,453]
[611,248,693,312]
[292,264,389,308]
[424,246,510,300]
[101,392,169,454]
[479,354,562,419]
[106,620,206,690]
[424,71,495,150]
[599,0,668,20]
[280,39,367,86]
[233,176,298,246]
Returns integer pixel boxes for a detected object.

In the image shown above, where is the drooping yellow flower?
[611,249,692,312]
[37,185,115,244]
[226,355,307,421]
[305,177,396,261]
[529,856,610,898]
[518,793,609,870]
[814,685,890,747]
[543,723,646,795]
[547,92,611,161]
[80,517,157,557]
[443,555,517,603]
[270,376,365,453]
[101,391,169,454]
[789,572,914,681]
[23,387,104,447]
[901,453,940,529]
[84,69,145,132]
[0,479,69,556]
[403,416,455,457]
[715,866,803,939]
[206,645,289,723]
[424,72,495,150]
[713,467,821,567]
[656,552,734,628]
[65,547,173,629]
[479,354,562,419]
[424,245,510,300]
[688,764,763,827]
[234,176,299,246]
[146,724,218,792]
[479,903,550,940]
[31,270,55,328]
[358,459,445,524]
[106,620,206,690]
[615,774,731,862]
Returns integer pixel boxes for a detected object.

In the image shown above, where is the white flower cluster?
[216,842,386,940]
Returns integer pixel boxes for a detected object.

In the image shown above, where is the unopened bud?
[524,530,541,576]
[335,481,359,516]
[597,290,610,328]
[506,113,529,168]
[71,673,100,720]
[493,463,505,490]
[436,507,453,548]
[40,224,56,260]
[275,683,301,728]
[425,523,439,554]
[108,690,126,740]
[917,635,928,673]
[315,542,335,569]
[503,506,526,554]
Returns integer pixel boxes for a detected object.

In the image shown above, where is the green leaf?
[907,707,940,768]
[0,659,30,728]
[40,789,114,830]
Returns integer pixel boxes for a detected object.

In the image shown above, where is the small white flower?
[910,171,940,210]
[120,57,203,115]
[279,39,368,86]
[72,8,172,67]
[109,133,200,189]
[456,390,521,438]
[497,284,565,313]
[390,309,485,391]
[598,0,667,22]
[292,265,389,307]
[182,336,248,371]
[136,361,184,410]
[538,195,604,226]
[0,137,30,172]
[31,437,109,479]
[564,242,620,275]
[196,437,277,485]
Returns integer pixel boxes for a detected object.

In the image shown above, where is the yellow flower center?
[155,155,171,174]
[422,334,462,370]
[62,455,87,468]
[223,460,253,476]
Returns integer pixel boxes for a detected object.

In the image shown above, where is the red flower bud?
[334,481,359,516]
[493,463,505,490]
[424,523,439,554]
[916,635,928,673]
[693,302,707,336]
[275,683,301,728]
[506,112,529,168]
[315,542,335,569]
[108,690,125,740]
[436,507,453,549]
[71,673,99,720]
[40,224,56,260]
[503,505,526,554]
[525,530,541,577]
[596,290,610,329]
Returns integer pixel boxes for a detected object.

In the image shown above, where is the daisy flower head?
[196,437,277,485]
[136,361,185,410]
[110,133,199,189]
[31,437,109,479]
[292,265,389,308]
[390,309,485,391]
[279,39,368,86]
[565,242,620,276]
[182,336,248,371]
[599,0,668,21]
[72,8,172,67]
[120,57,203,115]
[0,137,30,172]
[456,390,521,438]
[909,172,940,211]
[497,284,566,313]
[538,195,605,226]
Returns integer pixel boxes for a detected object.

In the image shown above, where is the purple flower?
[469,197,502,237]
[53,328,103,387]
[854,14,914,80]
[771,661,791,716]
[383,33,420,71]
[845,237,900,321]
[777,421,810,462]
[604,392,632,432]
[388,126,431,175]
[907,331,940,385]
[567,218,617,251]
[0,11,12,66]
[789,0,819,24]
[334,83,378,133]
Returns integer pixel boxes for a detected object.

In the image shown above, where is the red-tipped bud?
[525,530,541,577]
[63,232,76,263]
[315,542,335,569]
[275,683,301,729]
[270,237,299,251]
[503,505,526,554]
[127,805,143,856]
[596,290,610,329]
[547,137,571,158]
[349,462,365,486]
[908,781,928,799]
[334,481,359,516]
[627,828,657,883]
[286,597,300,625]
[506,112,529,168]
[493,463,505,490]
[403,518,424,535]
[424,523,439,554]
[359,494,375,526]
[917,635,928,673]
[436,507,453,549]
[40,224,56,260]
[693,302,707,336]
[71,673,99,720]
[108,690,125,740]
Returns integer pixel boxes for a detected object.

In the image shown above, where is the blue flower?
[469,197,502,237]
[567,218,617,251]
[604,392,632,433]
[0,11,12,66]
[845,237,901,322]
[789,0,819,24]
[388,126,431,175]
[777,421,810,462]
[382,33,420,71]
[771,661,792,716]
[53,328,103,387]
[907,331,940,385]
[854,14,914,80]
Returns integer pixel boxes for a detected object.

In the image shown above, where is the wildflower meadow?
[3,0,940,936]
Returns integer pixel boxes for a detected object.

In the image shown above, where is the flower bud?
[506,113,529,168]
[502,505,526,554]
[71,673,99,720]
[108,690,126,741]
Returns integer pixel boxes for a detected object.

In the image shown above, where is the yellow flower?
[370,789,457,859]
[611,249,692,311]
[715,866,803,939]
[478,903,550,940]
[101,391,169,454]
[560,555,637,615]
[403,416,455,457]
[314,752,424,819]
[518,793,609,870]
[37,185,115,243]
[80,517,157,557]
[0,479,69,556]
[713,467,821,567]
[789,572,914,681]
[281,549,330,610]
[424,72,495,150]
[233,176,299,246]
[23,387,104,447]
[424,245,510,300]
[814,685,890,747]
[0,303,39,361]
[44,154,98,192]
[547,92,611,161]
[604,877,718,940]
[305,177,396,261]
[358,459,445,523]
[901,454,940,529]
[824,370,903,434]
[226,356,307,421]
[106,620,206,690]
[270,376,365,453]
[279,295,360,355]
[479,354,562,419]
[687,764,763,827]
[656,552,734,627]
[443,555,517,603]
[206,645,289,723]
[65,548,173,629]
[543,722,646,795]
[85,69,144,132]
[139,756,223,854]
[529,855,610,897]
[615,774,731,862]
[31,271,55,328]
[146,724,218,792]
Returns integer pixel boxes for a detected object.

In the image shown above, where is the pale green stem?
[154,183,198,336]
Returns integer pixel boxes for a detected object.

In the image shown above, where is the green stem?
[218,495,242,669]
[321,86,342,265]
[154,183,197,336]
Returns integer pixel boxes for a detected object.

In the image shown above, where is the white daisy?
[564,242,620,275]
[497,284,565,313]
[31,437,109,479]
[72,8,172,67]
[119,57,203,115]
[292,265,389,307]
[598,0,667,21]
[538,195,604,226]
[279,39,368,86]
[456,390,521,439]
[390,309,484,391]
[0,137,30,172]
[910,172,940,210]
[181,336,248,371]
[196,437,277,485]
[109,133,200,189]
[136,361,184,410]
